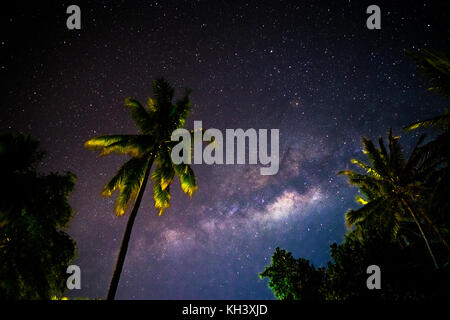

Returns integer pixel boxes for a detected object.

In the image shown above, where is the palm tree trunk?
[106,154,155,300]
[418,208,450,251]
[402,199,439,270]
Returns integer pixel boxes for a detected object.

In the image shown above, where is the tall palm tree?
[85,78,198,300]
[403,49,450,255]
[339,129,440,269]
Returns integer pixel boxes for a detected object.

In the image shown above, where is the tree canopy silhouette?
[259,247,325,300]
[338,130,441,268]
[260,48,450,300]
[0,133,76,300]
[404,50,450,252]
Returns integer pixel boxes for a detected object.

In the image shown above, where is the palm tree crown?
[85,78,197,216]
[339,129,439,268]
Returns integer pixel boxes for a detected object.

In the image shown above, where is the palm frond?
[350,159,382,178]
[173,163,198,197]
[345,197,385,228]
[146,97,157,113]
[404,134,427,178]
[153,78,175,107]
[338,170,383,199]
[84,135,154,157]
[405,49,450,98]
[171,88,193,128]
[114,183,139,216]
[404,111,450,132]
[355,194,368,205]
[387,129,405,176]
[152,182,171,216]
[102,157,149,216]
[84,135,126,149]
[378,137,388,161]
[151,163,175,191]
[124,98,154,134]
[349,197,402,241]
[361,137,388,178]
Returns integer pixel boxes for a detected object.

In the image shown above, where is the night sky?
[1,1,449,299]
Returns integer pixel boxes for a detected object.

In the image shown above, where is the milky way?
[1,1,449,299]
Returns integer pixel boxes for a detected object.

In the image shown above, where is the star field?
[1,1,449,299]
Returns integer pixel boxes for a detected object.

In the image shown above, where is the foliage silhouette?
[259,247,325,300]
[261,231,450,300]
[261,48,450,300]
[404,50,450,255]
[261,129,450,300]
[0,133,76,300]
[405,49,450,98]
[338,130,440,268]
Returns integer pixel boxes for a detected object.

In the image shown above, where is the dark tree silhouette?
[261,48,450,301]
[339,130,441,268]
[403,50,450,256]
[0,133,76,299]
[259,247,325,300]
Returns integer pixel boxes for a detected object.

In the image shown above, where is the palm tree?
[403,49,450,255]
[85,78,198,300]
[339,129,440,269]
